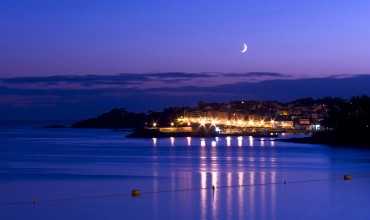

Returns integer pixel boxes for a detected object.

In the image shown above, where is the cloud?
[154,75,370,99]
[144,72,213,79]
[222,72,291,78]
[0,72,290,89]
[0,72,214,89]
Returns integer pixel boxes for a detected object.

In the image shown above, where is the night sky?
[2,0,370,76]
[1,1,370,120]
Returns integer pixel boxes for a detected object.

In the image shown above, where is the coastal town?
[69,95,369,144]
[127,98,328,137]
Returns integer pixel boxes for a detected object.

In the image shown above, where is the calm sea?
[1,128,370,220]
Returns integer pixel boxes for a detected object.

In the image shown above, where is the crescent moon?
[241,43,248,53]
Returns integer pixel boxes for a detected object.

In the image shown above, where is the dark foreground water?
[1,128,370,220]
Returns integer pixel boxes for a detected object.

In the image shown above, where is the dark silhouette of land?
[72,108,147,129]
[286,96,370,147]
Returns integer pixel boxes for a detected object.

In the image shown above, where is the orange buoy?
[343,175,352,181]
[131,189,141,197]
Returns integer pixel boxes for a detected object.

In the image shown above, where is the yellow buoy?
[343,175,352,181]
[131,189,141,197]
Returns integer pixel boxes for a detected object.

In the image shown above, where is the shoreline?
[127,132,280,138]
[279,136,370,148]
[127,127,286,138]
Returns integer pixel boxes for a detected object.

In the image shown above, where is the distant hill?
[72,108,147,129]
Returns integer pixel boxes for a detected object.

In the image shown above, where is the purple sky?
[1,1,370,121]
[1,0,370,78]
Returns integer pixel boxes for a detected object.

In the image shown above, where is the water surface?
[1,128,370,220]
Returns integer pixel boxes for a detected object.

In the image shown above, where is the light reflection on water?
[237,136,243,147]
[186,137,191,146]
[170,137,175,146]
[226,172,232,220]
[200,138,206,147]
[226,136,231,147]
[200,171,207,220]
[152,137,157,146]
[198,170,278,220]
[249,136,254,146]
[192,136,279,220]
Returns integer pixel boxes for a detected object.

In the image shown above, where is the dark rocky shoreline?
[280,135,370,148]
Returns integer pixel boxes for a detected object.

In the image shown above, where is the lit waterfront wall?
[159,126,193,133]
[177,116,293,129]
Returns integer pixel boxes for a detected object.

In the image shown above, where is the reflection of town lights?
[260,138,265,147]
[238,172,244,186]
[200,138,206,147]
[186,137,191,146]
[249,136,254,146]
[201,171,207,188]
[212,172,218,187]
[170,137,175,146]
[227,172,232,186]
[152,137,157,146]
[270,140,275,146]
[261,171,266,184]
[237,136,243,147]
[211,140,217,147]
[215,137,219,142]
[226,136,231,146]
